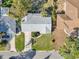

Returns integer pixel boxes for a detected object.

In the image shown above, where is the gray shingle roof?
[0,16,16,32]
[0,20,8,32]
[67,0,79,8]
[23,13,51,24]
[0,7,9,15]
[0,0,2,4]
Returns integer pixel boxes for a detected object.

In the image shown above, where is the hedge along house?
[21,13,51,34]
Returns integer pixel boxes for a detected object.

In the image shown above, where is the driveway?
[23,32,32,52]
[8,29,16,52]
[9,36,16,52]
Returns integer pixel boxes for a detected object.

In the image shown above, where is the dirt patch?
[52,28,66,50]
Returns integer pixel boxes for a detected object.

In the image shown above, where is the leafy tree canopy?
[9,0,32,19]
[59,37,79,59]
[2,0,13,7]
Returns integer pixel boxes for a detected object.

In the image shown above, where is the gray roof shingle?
[23,13,51,24]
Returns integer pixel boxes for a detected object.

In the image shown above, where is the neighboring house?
[21,13,51,34]
[0,7,16,41]
[57,0,79,37]
[0,7,9,16]
[0,0,2,4]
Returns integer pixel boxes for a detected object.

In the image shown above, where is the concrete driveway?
[23,32,32,52]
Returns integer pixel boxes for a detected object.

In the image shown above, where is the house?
[0,7,9,16]
[0,7,16,40]
[21,13,51,34]
[0,0,2,4]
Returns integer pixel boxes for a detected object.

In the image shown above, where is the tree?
[9,0,32,19]
[1,0,13,7]
[8,0,32,33]
[59,37,79,59]
[28,0,46,13]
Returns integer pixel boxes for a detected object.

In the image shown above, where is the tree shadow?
[16,49,36,59]
[44,53,52,59]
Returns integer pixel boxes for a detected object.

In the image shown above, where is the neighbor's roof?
[0,0,2,3]
[0,7,9,15]
[23,13,51,24]
[0,20,8,32]
[67,0,79,8]
[0,16,16,32]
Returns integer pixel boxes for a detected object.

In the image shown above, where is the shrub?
[32,32,40,38]
[40,11,48,17]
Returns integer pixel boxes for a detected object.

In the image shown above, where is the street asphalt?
[0,52,19,59]
[0,50,64,59]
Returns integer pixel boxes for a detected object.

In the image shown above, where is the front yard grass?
[15,32,25,52]
[0,40,8,51]
[32,34,53,51]
[0,45,6,51]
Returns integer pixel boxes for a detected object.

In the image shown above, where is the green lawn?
[0,45,6,51]
[0,40,8,51]
[15,32,25,52]
[32,34,53,51]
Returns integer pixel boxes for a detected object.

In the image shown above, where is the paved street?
[0,50,64,59]
[21,50,64,59]
[0,52,19,59]
[33,50,64,59]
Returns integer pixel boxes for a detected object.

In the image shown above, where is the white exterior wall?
[21,24,47,34]
[46,24,51,33]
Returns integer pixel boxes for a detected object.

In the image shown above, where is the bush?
[0,40,8,46]
[59,37,79,59]
[32,32,40,38]
[40,11,48,17]
[2,0,13,7]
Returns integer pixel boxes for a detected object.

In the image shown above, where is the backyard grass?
[15,32,25,52]
[32,34,53,51]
